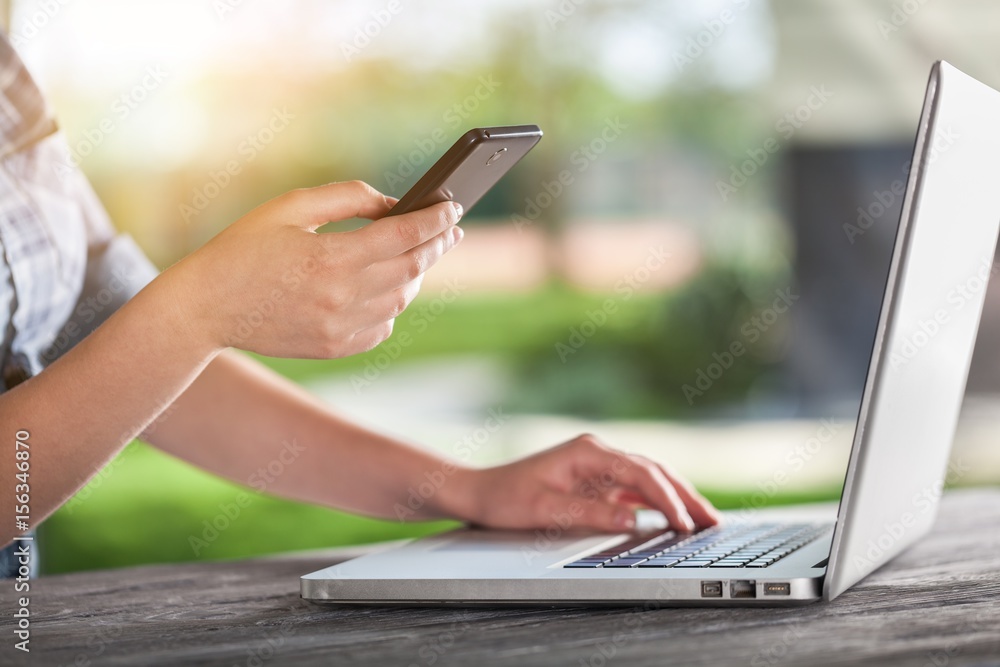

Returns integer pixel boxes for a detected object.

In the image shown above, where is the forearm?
[0,181,466,544]
[143,350,477,523]
[0,265,221,545]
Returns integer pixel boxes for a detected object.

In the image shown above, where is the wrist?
[434,464,485,524]
[158,254,228,355]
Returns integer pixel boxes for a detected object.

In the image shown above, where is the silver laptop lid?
[824,61,1000,600]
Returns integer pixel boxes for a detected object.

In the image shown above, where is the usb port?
[764,582,791,596]
[731,580,756,598]
[701,581,723,598]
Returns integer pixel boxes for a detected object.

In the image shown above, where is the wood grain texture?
[2,489,998,667]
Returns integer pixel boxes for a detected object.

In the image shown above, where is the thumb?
[284,180,394,231]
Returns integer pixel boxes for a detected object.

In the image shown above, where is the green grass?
[39,285,841,574]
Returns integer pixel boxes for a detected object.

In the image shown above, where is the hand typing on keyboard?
[450,434,720,533]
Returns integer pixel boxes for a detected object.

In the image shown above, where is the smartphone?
[385,125,543,217]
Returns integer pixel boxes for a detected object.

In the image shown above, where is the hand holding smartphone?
[386,125,543,218]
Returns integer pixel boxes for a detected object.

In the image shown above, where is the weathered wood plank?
[1,489,998,666]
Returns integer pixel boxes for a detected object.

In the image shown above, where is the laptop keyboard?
[563,522,832,569]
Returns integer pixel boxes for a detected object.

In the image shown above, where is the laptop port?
[764,582,791,596]
[700,581,723,598]
[730,580,756,598]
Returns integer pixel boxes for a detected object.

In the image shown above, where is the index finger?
[356,200,463,260]
[653,461,722,527]
[573,446,696,532]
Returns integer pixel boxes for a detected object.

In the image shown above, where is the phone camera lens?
[487,148,507,166]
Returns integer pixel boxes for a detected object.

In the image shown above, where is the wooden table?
[3,489,998,666]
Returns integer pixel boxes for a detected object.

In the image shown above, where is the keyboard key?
[565,521,833,570]
[646,534,683,547]
[604,558,647,568]
[631,549,666,557]
[638,558,683,567]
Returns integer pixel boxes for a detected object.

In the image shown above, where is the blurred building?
[768,0,1000,409]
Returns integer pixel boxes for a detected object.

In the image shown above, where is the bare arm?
[0,181,463,546]
[142,349,473,522]
[143,350,721,532]
[0,264,220,543]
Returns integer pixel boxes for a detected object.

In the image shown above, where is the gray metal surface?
[302,506,833,605]
[824,61,1000,600]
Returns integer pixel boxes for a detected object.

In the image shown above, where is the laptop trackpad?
[432,531,580,552]
[428,528,624,562]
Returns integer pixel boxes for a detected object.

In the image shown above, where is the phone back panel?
[387,125,542,217]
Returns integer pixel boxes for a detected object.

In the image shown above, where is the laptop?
[302,61,1000,605]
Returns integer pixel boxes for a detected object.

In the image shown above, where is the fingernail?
[451,226,464,243]
[451,202,463,220]
[614,509,635,530]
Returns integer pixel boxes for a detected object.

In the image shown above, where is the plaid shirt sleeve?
[0,33,158,390]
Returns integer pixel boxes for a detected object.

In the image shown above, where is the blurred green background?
[14,0,999,573]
